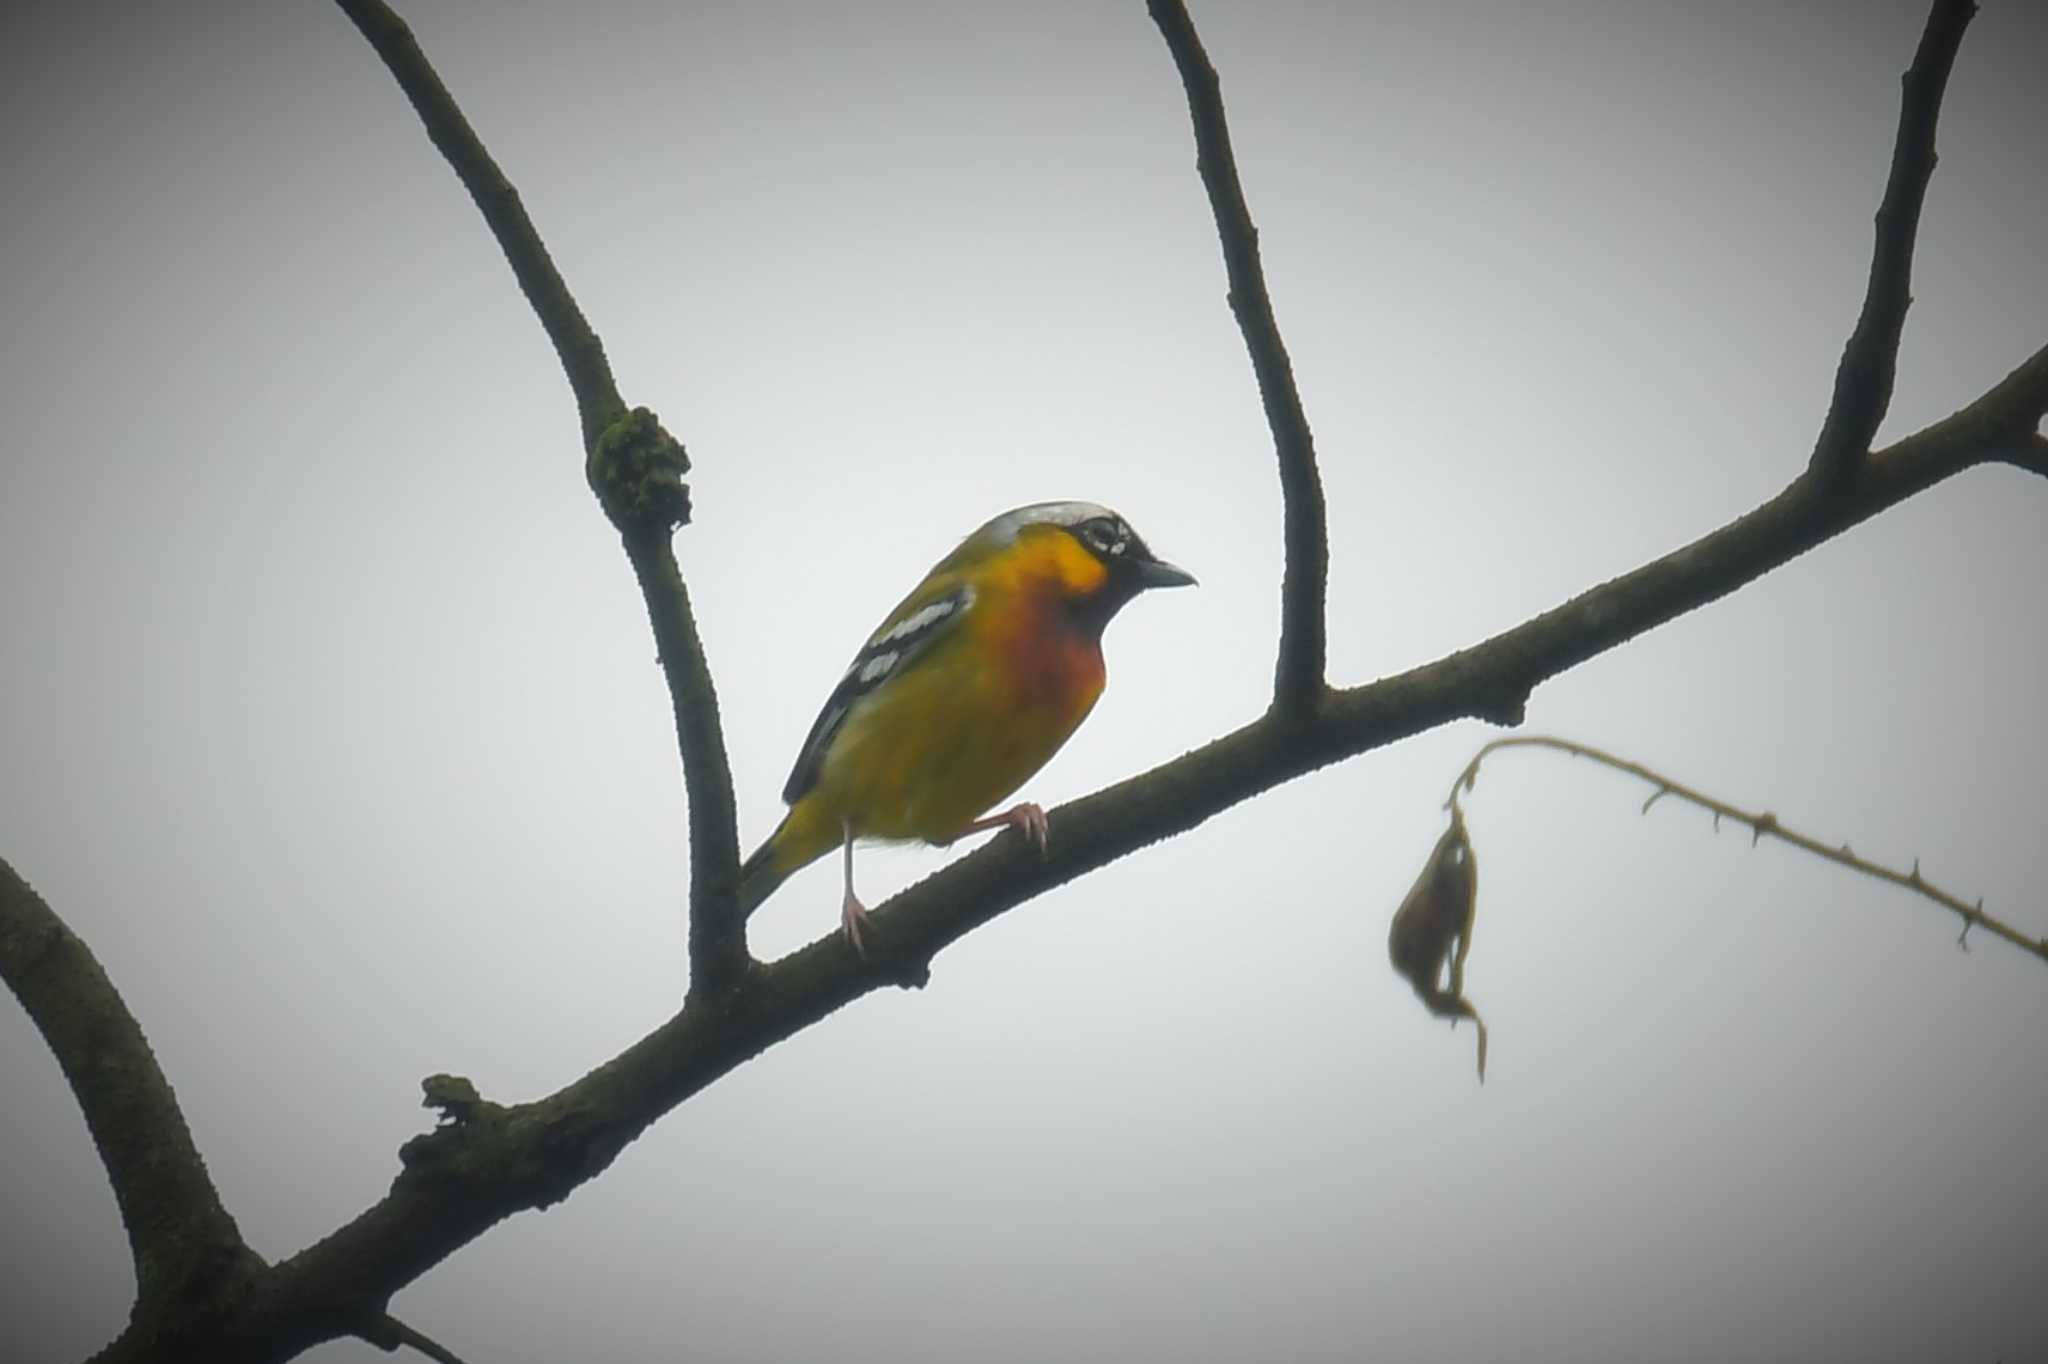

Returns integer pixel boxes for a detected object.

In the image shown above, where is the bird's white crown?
[980,501,1119,545]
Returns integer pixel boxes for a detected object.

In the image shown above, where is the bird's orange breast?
[805,533,1110,844]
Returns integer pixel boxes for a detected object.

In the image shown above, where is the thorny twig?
[1447,735,2045,964]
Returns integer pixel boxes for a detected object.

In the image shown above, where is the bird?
[738,500,1195,954]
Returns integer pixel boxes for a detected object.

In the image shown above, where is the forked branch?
[334,0,746,991]
[0,861,462,1361]
[1808,0,1976,484]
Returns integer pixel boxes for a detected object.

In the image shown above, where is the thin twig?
[624,528,746,986]
[1446,735,2046,965]
[1148,0,1330,716]
[332,0,621,447]
[1808,0,1976,485]
[362,1312,471,1364]
[335,0,746,992]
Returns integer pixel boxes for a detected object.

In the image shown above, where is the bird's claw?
[947,801,1051,857]
[841,889,871,958]
[1012,802,1050,856]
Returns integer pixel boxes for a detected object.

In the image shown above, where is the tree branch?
[1421,342,2048,729]
[1148,0,1330,716]
[1,861,473,1362]
[239,343,2048,1322]
[623,515,746,988]
[2010,429,2048,478]
[0,858,257,1335]
[335,0,746,992]
[1808,0,1975,485]
[332,0,621,447]
[259,2,2044,1324]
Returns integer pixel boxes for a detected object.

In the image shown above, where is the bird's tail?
[737,826,791,920]
[737,799,841,919]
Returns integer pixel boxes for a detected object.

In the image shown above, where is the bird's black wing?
[780,583,974,805]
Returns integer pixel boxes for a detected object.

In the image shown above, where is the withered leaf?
[1387,810,1488,1080]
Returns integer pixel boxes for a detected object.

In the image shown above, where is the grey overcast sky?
[3,2,2045,1361]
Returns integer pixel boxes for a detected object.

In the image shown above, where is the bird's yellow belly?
[816,640,1102,843]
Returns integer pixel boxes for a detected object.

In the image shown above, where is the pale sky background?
[3,2,2045,1361]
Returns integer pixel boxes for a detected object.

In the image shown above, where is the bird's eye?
[1081,519,1126,556]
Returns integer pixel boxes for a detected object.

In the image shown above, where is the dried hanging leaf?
[1387,809,1488,1080]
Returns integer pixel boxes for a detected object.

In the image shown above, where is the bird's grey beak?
[1134,556,1197,590]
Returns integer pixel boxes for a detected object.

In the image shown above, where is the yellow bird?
[739,501,1194,952]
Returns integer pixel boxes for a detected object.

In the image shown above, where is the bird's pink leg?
[948,802,1050,856]
[840,819,872,956]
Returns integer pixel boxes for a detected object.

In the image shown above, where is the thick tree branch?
[1431,345,2048,726]
[1149,0,1330,716]
[335,0,746,991]
[1808,0,1975,484]
[0,861,469,1362]
[2012,430,2048,478]
[240,345,2048,1323]
[0,858,255,1335]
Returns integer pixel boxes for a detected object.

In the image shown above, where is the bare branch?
[1447,735,2048,965]
[0,858,257,1326]
[242,346,2047,1321]
[1448,340,2048,728]
[1,861,482,1361]
[1808,0,1976,484]
[623,515,746,988]
[282,0,2048,1276]
[1148,0,1330,716]
[335,0,746,991]
[332,0,621,446]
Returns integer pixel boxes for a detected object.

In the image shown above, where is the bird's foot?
[840,887,872,958]
[955,802,1050,857]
